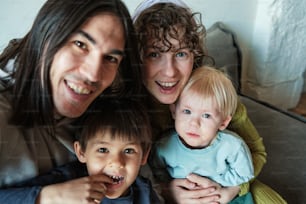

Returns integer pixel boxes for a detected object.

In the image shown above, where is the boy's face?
[74,131,149,199]
[173,91,231,148]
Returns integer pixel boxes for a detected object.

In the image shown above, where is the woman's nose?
[161,55,177,77]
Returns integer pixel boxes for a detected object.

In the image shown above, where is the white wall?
[0,0,257,91]
[2,0,303,109]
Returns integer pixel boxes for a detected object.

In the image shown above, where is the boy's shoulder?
[132,176,161,204]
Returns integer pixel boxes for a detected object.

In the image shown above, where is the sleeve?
[0,187,42,204]
[0,161,87,204]
[13,161,87,187]
[228,100,267,195]
[221,139,254,186]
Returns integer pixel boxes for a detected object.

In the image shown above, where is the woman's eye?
[202,113,211,119]
[74,40,87,50]
[147,52,159,58]
[182,109,191,114]
[98,148,108,153]
[176,52,187,58]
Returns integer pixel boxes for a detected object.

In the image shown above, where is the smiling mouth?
[109,175,124,184]
[157,81,178,90]
[66,81,91,95]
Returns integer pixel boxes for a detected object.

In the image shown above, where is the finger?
[185,188,219,200]
[172,178,196,190]
[187,174,218,189]
[90,174,113,183]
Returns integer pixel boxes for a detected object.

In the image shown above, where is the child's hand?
[37,174,113,204]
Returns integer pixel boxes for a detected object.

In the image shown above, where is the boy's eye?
[182,109,191,114]
[98,148,108,153]
[202,113,211,118]
[124,148,136,154]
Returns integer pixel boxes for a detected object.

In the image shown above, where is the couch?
[206,22,306,204]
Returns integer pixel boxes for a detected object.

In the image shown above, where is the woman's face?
[142,37,194,104]
[50,13,125,118]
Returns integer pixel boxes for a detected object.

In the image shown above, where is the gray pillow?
[206,22,241,91]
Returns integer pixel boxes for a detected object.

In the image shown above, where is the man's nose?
[80,54,102,82]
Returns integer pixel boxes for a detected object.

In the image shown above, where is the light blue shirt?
[153,129,254,186]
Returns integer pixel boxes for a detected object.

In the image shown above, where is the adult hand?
[168,174,240,204]
[36,175,112,204]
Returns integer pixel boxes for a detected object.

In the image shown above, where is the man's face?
[50,13,125,118]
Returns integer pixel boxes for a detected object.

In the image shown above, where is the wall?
[244,0,306,109]
[1,0,304,109]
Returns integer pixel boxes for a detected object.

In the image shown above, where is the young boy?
[151,66,254,203]
[11,98,160,204]
[73,98,160,203]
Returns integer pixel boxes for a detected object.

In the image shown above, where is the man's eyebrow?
[77,30,125,56]
[78,30,96,45]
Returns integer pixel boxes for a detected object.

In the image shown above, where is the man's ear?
[74,141,87,163]
[219,115,232,131]
[141,147,151,165]
[169,104,176,119]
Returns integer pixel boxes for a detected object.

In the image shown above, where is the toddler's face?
[174,91,230,148]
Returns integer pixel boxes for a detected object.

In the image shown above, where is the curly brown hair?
[133,3,213,69]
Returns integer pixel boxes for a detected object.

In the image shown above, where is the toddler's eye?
[202,113,211,118]
[183,109,191,114]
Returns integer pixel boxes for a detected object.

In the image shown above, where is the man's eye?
[183,109,191,114]
[105,55,119,64]
[202,113,211,118]
[74,40,87,50]
[98,148,108,153]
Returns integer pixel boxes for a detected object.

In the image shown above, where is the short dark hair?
[76,98,152,153]
[0,0,142,131]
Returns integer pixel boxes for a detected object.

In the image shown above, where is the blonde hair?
[180,66,237,118]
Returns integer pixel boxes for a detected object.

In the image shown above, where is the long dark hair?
[0,0,142,130]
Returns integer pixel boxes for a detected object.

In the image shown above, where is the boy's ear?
[219,115,232,131]
[141,147,151,165]
[74,141,87,163]
[169,104,176,119]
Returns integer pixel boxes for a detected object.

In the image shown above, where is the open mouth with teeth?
[66,80,91,95]
[109,175,124,184]
[157,81,178,90]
